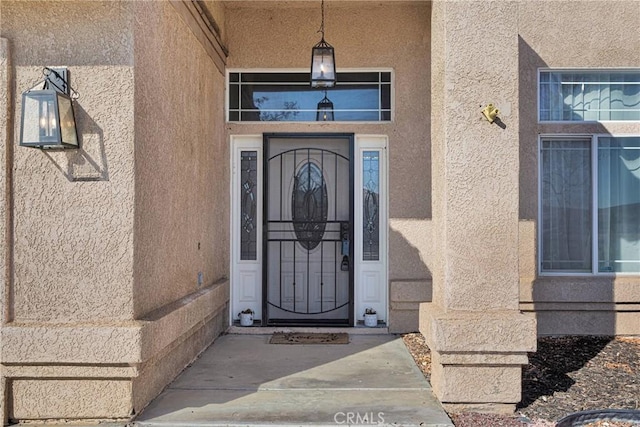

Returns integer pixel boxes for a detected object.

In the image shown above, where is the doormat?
[269,332,349,345]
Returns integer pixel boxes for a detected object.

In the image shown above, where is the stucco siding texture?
[11,379,132,420]
[2,1,136,322]
[429,0,446,308]
[132,299,228,413]
[421,2,536,409]
[433,1,521,312]
[1,2,232,422]
[518,0,640,225]
[225,2,431,285]
[132,1,229,318]
[516,0,640,335]
[1,37,11,327]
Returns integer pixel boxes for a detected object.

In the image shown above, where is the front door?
[263,134,354,325]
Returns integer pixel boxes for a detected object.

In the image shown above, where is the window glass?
[292,162,328,251]
[598,137,640,272]
[228,71,392,122]
[363,151,380,261]
[240,151,258,260]
[540,139,592,272]
[540,71,640,121]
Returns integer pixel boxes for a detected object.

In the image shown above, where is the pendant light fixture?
[310,0,336,88]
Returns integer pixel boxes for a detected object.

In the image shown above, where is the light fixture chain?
[319,0,325,38]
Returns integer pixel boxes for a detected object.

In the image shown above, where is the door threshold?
[267,318,350,327]
[227,325,390,335]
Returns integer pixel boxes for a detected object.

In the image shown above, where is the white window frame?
[226,68,395,124]
[537,68,640,124]
[538,133,640,276]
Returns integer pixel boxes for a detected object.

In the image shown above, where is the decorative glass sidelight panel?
[240,151,258,260]
[292,162,328,250]
[363,151,380,260]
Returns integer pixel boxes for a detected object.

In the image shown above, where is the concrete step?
[134,334,453,427]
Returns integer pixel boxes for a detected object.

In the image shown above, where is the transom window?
[539,70,640,122]
[228,71,392,122]
[540,136,640,274]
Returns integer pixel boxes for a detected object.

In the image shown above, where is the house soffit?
[221,0,429,10]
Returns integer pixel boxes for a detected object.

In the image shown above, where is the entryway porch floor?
[134,332,453,427]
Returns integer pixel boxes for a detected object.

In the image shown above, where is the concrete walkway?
[135,332,453,427]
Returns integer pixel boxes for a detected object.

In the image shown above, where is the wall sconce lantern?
[310,0,336,88]
[20,67,79,149]
[316,91,334,121]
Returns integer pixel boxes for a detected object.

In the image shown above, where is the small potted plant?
[363,307,378,327]
[238,308,254,327]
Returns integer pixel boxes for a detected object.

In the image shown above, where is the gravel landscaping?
[402,334,640,427]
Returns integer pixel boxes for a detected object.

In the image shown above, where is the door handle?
[340,222,350,255]
[341,222,350,271]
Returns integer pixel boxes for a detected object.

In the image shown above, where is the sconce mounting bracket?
[44,67,70,95]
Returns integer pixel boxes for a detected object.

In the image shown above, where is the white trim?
[229,133,390,327]
[228,121,394,125]
[538,67,640,72]
[537,121,640,125]
[591,135,598,275]
[227,67,395,73]
[537,135,542,276]
[537,67,640,124]
[536,68,546,124]
[230,135,264,325]
[354,135,389,326]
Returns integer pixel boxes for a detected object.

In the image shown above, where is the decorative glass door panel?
[264,135,353,325]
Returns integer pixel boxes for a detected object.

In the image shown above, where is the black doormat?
[269,332,349,345]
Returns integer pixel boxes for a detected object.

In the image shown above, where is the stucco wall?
[132,1,229,318]
[1,2,231,422]
[1,37,11,330]
[421,1,537,411]
[2,1,136,323]
[225,2,431,329]
[429,0,445,309]
[516,1,640,335]
[226,1,431,219]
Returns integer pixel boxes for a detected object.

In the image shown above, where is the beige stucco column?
[420,1,536,413]
[0,1,229,423]
[0,36,11,424]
